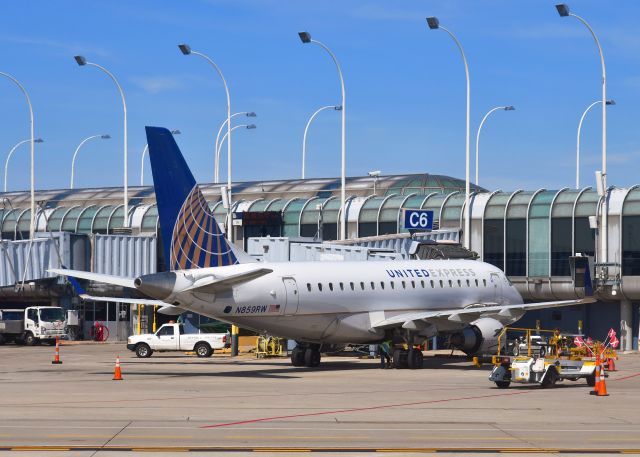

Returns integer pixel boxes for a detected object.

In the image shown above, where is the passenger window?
[411,281,415,289]
[307,283,311,292]
[430,280,434,288]
[420,280,425,288]
[391,282,395,290]
[380,281,385,290]
[339,282,344,291]
[439,280,443,288]
[370,281,375,290]
[457,280,461,287]
[360,282,365,290]
[157,326,174,337]
[318,283,323,291]
[329,283,334,291]
[350,282,355,291]
[401,281,406,289]
[448,280,453,287]
[475,279,479,287]
[466,279,470,287]
[483,279,487,287]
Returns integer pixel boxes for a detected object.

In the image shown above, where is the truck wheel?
[586,372,596,387]
[24,333,37,346]
[495,381,511,389]
[195,342,212,358]
[0,334,5,345]
[135,344,153,358]
[541,367,558,388]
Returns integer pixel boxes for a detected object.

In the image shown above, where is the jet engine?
[449,317,504,355]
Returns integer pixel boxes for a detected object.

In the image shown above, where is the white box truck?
[0,306,67,345]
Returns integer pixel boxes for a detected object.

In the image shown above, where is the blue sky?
[1,0,639,192]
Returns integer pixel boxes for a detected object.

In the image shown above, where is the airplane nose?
[134,272,177,300]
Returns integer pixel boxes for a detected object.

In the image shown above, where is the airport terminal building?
[0,173,638,350]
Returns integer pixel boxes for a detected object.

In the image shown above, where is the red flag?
[610,337,620,349]
[586,337,593,346]
[608,328,617,339]
[574,336,584,347]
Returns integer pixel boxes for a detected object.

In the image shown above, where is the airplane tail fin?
[145,126,240,270]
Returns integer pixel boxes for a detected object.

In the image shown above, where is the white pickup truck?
[127,323,229,358]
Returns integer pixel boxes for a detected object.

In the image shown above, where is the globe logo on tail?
[170,185,238,270]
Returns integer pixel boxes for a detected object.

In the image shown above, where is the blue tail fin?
[145,126,238,270]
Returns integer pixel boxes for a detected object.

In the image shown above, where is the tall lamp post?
[178,43,234,241]
[426,17,471,249]
[215,124,257,182]
[556,4,609,266]
[475,106,515,186]
[298,32,347,240]
[140,129,180,185]
[576,100,615,189]
[71,134,110,189]
[302,105,342,179]
[74,56,129,228]
[215,112,256,183]
[4,138,43,193]
[0,72,36,238]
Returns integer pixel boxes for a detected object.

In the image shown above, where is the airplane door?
[283,278,299,315]
[490,273,503,304]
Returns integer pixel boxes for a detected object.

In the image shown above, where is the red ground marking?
[610,372,640,382]
[201,390,531,429]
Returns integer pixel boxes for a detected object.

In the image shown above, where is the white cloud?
[130,76,185,94]
[0,35,109,57]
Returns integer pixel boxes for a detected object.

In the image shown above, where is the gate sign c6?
[403,209,434,231]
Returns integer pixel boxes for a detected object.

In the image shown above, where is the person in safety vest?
[379,340,392,369]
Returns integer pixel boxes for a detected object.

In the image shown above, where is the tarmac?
[0,342,638,456]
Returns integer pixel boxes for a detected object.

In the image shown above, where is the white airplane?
[51,127,594,369]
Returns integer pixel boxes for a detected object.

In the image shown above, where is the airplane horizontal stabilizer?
[183,268,274,294]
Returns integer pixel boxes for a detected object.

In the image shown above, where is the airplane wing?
[372,297,596,329]
[48,269,136,289]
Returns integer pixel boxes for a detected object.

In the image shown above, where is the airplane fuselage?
[165,259,523,344]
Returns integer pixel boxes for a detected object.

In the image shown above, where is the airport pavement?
[0,343,638,456]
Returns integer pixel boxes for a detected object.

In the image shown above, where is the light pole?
[576,100,615,189]
[556,4,609,265]
[4,138,43,193]
[302,105,342,179]
[475,106,514,186]
[0,72,36,238]
[74,56,129,228]
[178,43,234,241]
[299,32,347,240]
[427,17,471,249]
[368,170,381,195]
[216,125,257,181]
[215,112,256,183]
[71,134,110,189]
[140,129,180,185]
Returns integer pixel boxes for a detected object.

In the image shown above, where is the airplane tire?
[392,349,407,369]
[304,348,321,367]
[291,347,305,367]
[407,350,424,369]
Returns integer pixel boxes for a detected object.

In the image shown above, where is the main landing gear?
[392,347,424,369]
[291,344,321,368]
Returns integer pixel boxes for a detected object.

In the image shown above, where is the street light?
[178,43,234,241]
[576,100,615,189]
[216,125,257,182]
[556,3,609,265]
[215,112,256,183]
[299,31,347,240]
[4,138,43,193]
[426,17,471,249]
[70,134,110,189]
[368,170,381,195]
[301,105,342,179]
[0,72,36,238]
[475,106,515,186]
[74,55,129,227]
[140,129,180,185]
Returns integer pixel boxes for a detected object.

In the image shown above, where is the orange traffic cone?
[596,359,609,396]
[607,357,617,372]
[590,357,601,396]
[51,337,62,365]
[112,355,123,380]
